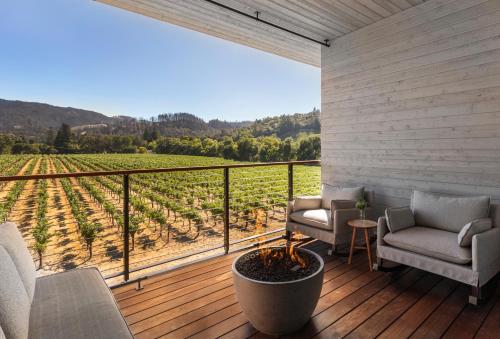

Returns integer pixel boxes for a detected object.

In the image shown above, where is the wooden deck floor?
[112,241,500,338]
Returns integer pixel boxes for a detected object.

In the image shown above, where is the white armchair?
[286,184,374,254]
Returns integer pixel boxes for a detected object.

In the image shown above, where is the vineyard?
[0,154,320,281]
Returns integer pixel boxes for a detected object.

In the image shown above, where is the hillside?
[0,98,319,140]
[0,99,117,136]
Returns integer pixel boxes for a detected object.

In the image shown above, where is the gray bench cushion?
[289,209,332,231]
[29,268,132,339]
[384,226,472,265]
[0,246,31,339]
[0,222,36,301]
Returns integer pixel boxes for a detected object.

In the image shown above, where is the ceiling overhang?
[96,0,427,67]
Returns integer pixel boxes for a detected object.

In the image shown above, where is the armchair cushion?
[321,184,363,209]
[293,196,322,211]
[385,207,415,233]
[458,218,492,247]
[411,191,490,233]
[0,245,31,339]
[289,209,332,231]
[383,226,472,264]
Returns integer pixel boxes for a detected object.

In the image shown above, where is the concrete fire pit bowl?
[232,247,324,336]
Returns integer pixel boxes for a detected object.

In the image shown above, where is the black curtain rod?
[202,0,330,47]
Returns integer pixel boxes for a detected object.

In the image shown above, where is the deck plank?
[112,241,500,338]
[443,283,500,339]
[409,284,469,339]
[345,274,442,338]
[316,268,426,338]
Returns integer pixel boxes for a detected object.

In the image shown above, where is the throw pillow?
[385,206,415,233]
[321,184,364,209]
[457,218,492,247]
[293,196,322,211]
[331,200,356,212]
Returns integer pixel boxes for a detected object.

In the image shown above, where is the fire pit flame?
[254,209,306,269]
[289,243,306,268]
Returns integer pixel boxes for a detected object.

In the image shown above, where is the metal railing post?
[123,174,130,281]
[223,167,230,254]
[286,164,294,241]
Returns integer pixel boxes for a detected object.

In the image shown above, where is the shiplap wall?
[321,0,500,214]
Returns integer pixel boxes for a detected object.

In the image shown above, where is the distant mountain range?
[0,98,319,139]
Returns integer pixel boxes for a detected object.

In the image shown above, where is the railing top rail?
[0,159,320,182]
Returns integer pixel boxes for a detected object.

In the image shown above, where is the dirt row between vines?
[0,157,34,201]
[3,156,289,283]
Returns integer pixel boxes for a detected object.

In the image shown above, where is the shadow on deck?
[112,240,500,338]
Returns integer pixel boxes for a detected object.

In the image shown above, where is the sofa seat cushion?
[29,268,132,339]
[383,226,472,265]
[289,209,332,231]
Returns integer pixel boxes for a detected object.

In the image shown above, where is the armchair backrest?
[364,190,374,207]
[410,190,491,233]
[490,203,500,228]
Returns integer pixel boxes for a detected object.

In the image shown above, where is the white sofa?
[0,222,133,339]
[286,184,374,253]
[376,191,500,304]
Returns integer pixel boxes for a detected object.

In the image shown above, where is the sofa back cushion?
[0,222,36,302]
[0,245,31,339]
[321,184,364,210]
[411,191,490,233]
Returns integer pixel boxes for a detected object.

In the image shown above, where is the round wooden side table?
[347,219,377,272]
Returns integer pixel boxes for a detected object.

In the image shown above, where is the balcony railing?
[0,158,320,286]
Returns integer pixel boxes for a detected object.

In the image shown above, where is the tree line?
[155,134,320,161]
[0,123,321,161]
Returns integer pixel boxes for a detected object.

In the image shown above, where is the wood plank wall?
[320,0,500,214]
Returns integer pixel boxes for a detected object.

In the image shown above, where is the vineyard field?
[0,154,320,281]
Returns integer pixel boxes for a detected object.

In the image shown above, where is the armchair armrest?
[333,208,372,235]
[377,217,389,247]
[472,228,500,279]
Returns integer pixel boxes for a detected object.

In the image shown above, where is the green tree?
[54,123,72,149]
[297,135,321,160]
[258,136,282,162]
[282,137,295,161]
[237,137,259,161]
[222,136,238,159]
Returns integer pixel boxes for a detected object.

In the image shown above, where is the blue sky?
[0,0,320,121]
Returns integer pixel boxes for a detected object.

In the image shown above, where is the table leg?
[364,229,373,272]
[348,227,357,265]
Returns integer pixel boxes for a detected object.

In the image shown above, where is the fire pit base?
[232,247,324,336]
